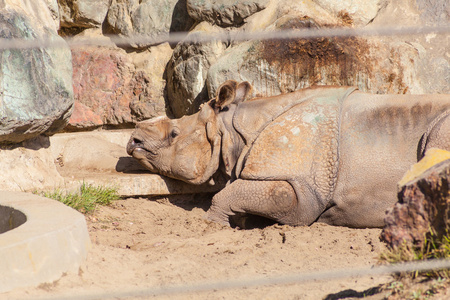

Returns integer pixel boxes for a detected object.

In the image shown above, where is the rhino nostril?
[127,138,144,155]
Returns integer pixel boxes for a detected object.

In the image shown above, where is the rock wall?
[1,0,448,135]
[0,0,448,194]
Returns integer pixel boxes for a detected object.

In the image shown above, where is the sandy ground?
[4,193,401,300]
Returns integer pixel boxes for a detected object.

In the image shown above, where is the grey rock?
[415,0,449,25]
[187,0,269,27]
[206,14,443,99]
[166,22,227,117]
[369,0,450,95]
[105,0,194,48]
[311,0,387,26]
[0,6,74,144]
[59,0,110,29]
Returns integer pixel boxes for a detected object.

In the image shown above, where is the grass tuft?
[38,183,120,213]
[380,229,450,279]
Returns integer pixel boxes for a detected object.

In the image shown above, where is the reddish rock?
[381,153,450,249]
[67,101,103,130]
[67,46,164,131]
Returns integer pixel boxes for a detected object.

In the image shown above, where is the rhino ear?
[234,81,253,104]
[215,80,238,110]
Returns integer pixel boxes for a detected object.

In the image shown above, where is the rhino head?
[126,80,253,185]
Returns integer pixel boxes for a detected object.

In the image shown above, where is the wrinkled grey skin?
[127,80,450,228]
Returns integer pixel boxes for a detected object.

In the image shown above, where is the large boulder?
[311,0,388,26]
[381,149,450,248]
[128,42,173,120]
[186,0,269,27]
[105,0,194,49]
[0,0,74,144]
[369,0,450,95]
[165,0,336,116]
[163,0,448,116]
[58,0,110,29]
[68,43,167,131]
[206,15,421,98]
[166,22,227,117]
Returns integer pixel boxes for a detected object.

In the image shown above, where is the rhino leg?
[205,179,299,227]
[419,111,450,158]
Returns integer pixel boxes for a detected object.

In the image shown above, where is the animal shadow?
[323,285,383,300]
[115,156,149,173]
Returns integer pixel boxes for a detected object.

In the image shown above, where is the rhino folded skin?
[127,80,450,228]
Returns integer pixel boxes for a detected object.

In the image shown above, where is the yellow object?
[398,148,450,187]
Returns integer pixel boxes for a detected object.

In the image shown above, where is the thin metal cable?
[2,22,450,300]
[0,24,449,50]
[28,259,450,300]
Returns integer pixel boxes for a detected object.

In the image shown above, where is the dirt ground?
[4,194,449,299]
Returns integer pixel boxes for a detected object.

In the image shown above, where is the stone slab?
[65,172,223,197]
[0,130,222,196]
[0,191,90,293]
[50,130,223,196]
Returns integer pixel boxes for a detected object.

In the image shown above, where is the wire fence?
[29,258,450,300]
[0,24,449,50]
[2,22,450,299]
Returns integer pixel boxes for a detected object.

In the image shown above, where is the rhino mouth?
[127,138,145,156]
[127,138,159,173]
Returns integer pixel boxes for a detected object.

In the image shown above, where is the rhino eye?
[170,129,179,139]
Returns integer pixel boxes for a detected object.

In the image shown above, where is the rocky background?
[0,3,449,293]
[0,0,448,144]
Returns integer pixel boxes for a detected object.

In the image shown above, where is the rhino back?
[233,86,355,146]
[338,92,450,182]
[239,87,356,207]
[324,92,450,227]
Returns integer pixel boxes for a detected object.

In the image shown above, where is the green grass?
[38,183,120,213]
[380,229,450,279]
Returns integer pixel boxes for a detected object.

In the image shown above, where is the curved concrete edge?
[0,191,91,293]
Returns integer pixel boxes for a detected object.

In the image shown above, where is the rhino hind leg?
[205,179,299,228]
[419,111,450,159]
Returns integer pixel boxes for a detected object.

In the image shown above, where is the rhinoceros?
[127,80,450,228]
